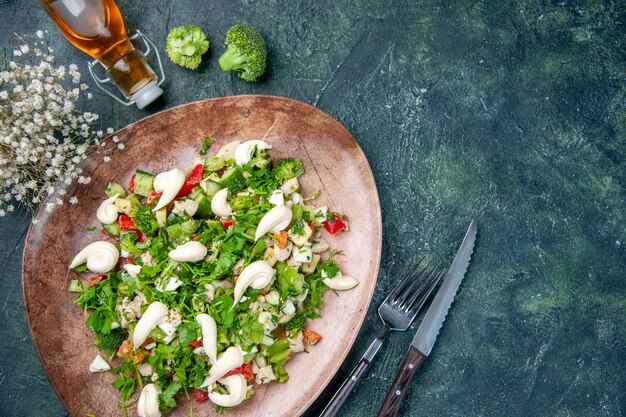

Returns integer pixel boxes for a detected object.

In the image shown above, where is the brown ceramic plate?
[22,95,381,417]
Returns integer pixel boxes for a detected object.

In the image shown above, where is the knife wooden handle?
[375,345,427,417]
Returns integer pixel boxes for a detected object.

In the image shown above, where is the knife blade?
[376,218,477,417]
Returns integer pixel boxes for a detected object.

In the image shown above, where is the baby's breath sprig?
[0,32,120,220]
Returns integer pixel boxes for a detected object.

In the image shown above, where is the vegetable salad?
[69,138,357,416]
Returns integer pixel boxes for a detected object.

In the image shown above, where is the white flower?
[0,31,112,222]
[69,196,78,205]
[103,156,111,163]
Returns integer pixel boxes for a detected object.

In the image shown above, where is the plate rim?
[21,94,382,416]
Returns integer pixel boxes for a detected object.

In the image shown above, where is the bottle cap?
[131,81,163,109]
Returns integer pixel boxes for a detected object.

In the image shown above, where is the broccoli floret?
[166,25,209,70]
[94,329,126,356]
[273,158,304,183]
[133,204,158,236]
[218,25,267,81]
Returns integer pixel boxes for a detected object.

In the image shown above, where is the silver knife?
[375,218,478,417]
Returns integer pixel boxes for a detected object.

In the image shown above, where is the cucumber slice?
[166,223,184,244]
[193,195,212,218]
[219,167,246,192]
[104,181,126,198]
[134,170,155,197]
[189,185,204,200]
[202,180,222,198]
[181,219,201,235]
[204,156,226,172]
[166,220,201,245]
[148,327,167,343]
[69,279,87,293]
[102,221,120,237]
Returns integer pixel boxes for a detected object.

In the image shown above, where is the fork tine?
[396,265,437,309]
[386,257,426,300]
[405,269,443,313]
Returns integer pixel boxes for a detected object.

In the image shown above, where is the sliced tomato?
[119,257,133,266]
[273,231,288,249]
[128,174,135,193]
[88,274,107,286]
[118,213,136,231]
[147,191,162,206]
[224,362,254,381]
[323,214,347,234]
[221,219,233,229]
[175,164,204,198]
[192,389,209,403]
[302,329,322,345]
[188,340,203,348]
[136,230,145,242]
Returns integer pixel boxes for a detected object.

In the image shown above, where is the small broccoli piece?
[218,25,267,81]
[94,329,126,356]
[273,158,305,183]
[166,25,209,70]
[133,204,158,236]
[283,311,306,331]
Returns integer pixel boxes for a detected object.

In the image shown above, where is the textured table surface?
[1,1,624,416]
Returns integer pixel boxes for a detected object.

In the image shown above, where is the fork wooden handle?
[375,345,427,417]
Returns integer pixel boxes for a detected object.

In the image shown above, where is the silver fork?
[319,258,443,417]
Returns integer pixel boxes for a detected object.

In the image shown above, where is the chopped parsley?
[67,139,352,415]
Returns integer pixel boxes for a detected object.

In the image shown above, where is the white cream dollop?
[168,241,207,262]
[196,313,217,363]
[211,188,232,218]
[233,260,276,304]
[152,168,186,212]
[234,140,272,166]
[96,194,119,224]
[137,383,161,417]
[254,205,293,241]
[208,374,248,408]
[132,301,168,348]
[323,273,359,291]
[200,346,244,388]
[69,241,119,273]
